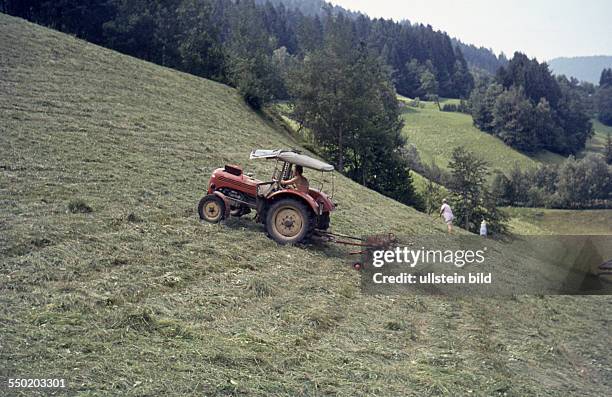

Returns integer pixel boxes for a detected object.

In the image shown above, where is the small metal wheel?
[198,195,225,223]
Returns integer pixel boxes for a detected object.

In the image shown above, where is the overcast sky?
[329,0,612,61]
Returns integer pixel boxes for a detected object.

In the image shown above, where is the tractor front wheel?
[265,198,311,245]
[198,195,225,223]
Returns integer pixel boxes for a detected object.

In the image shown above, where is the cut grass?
[1,13,611,396]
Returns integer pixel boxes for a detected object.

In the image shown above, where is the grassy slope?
[411,170,446,195]
[398,97,566,173]
[1,14,611,396]
[582,119,612,158]
[398,98,607,168]
[505,207,612,235]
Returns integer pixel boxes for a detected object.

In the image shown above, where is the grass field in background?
[1,14,611,396]
[410,170,447,195]
[397,97,567,173]
[396,98,610,237]
[505,207,612,235]
[398,97,606,168]
[582,119,612,158]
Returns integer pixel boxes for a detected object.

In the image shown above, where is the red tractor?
[198,149,336,244]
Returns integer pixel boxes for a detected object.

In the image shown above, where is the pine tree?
[419,70,440,109]
[290,29,420,207]
[448,147,489,231]
[225,0,276,109]
[600,68,612,88]
[492,87,538,152]
[470,81,503,132]
[447,147,506,234]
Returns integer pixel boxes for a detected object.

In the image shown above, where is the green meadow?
[397,97,562,173]
[582,119,612,158]
[505,207,612,235]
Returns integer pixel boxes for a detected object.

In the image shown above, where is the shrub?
[441,103,457,112]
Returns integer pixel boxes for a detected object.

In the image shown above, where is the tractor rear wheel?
[198,195,225,223]
[265,198,311,244]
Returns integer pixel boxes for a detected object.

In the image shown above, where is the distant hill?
[548,56,612,84]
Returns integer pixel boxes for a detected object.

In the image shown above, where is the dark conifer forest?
[0,0,474,101]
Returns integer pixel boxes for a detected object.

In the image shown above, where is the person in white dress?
[480,219,488,238]
[439,199,454,234]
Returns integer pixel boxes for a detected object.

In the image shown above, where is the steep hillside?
[1,14,611,396]
[398,98,565,173]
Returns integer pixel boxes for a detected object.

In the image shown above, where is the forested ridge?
[255,0,508,76]
[0,0,473,100]
[451,38,508,75]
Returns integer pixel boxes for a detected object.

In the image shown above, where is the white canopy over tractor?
[250,149,334,172]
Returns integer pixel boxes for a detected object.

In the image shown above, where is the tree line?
[253,0,358,18]
[258,0,506,80]
[469,52,594,156]
[492,155,611,209]
[0,0,474,103]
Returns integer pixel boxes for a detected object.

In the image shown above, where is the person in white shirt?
[439,199,454,234]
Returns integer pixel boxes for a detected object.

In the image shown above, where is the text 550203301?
[6,378,66,388]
